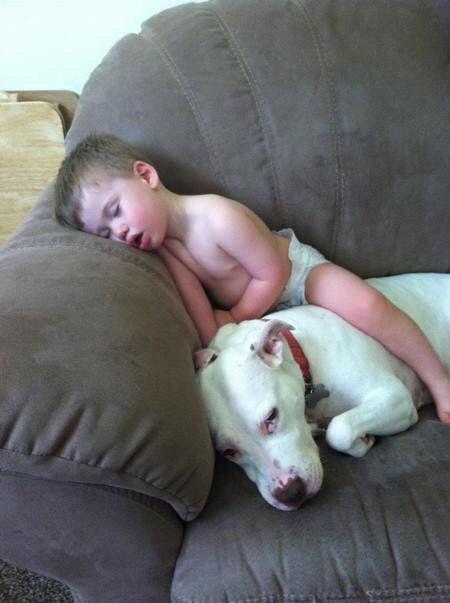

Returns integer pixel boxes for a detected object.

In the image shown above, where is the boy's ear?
[133,161,159,188]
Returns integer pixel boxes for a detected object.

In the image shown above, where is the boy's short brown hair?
[54,133,143,229]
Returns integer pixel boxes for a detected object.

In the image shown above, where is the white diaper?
[275,228,328,309]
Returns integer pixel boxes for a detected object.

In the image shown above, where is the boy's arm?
[305,262,450,421]
[229,278,286,323]
[211,208,290,323]
[157,246,218,347]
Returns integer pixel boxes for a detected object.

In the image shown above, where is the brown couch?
[0,1,449,601]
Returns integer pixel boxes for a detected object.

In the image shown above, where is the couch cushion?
[0,185,214,520]
[172,413,450,601]
[67,0,450,277]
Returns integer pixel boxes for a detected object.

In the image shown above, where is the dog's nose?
[273,477,307,507]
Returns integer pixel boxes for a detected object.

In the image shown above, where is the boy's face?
[79,163,167,251]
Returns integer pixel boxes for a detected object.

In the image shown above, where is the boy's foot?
[430,374,450,425]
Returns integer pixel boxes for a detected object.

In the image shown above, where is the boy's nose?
[115,224,128,240]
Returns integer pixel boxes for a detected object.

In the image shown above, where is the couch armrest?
[0,184,215,521]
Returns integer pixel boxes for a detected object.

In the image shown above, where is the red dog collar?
[281,329,330,409]
[282,329,313,390]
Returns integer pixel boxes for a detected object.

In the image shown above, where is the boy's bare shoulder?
[191,193,238,210]
[191,193,254,224]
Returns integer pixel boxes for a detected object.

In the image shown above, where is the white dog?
[195,274,450,511]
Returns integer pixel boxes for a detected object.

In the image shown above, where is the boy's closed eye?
[95,200,120,239]
[104,198,120,218]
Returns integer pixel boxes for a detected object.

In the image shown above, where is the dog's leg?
[325,378,419,457]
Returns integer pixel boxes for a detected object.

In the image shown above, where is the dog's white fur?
[195,274,450,511]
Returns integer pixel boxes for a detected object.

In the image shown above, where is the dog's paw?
[326,415,376,457]
[346,435,376,458]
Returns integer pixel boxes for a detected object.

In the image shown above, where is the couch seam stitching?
[206,4,287,226]
[0,239,199,339]
[0,446,197,520]
[0,471,183,527]
[79,483,185,527]
[1,238,163,276]
[290,0,345,259]
[144,20,228,194]
[171,583,450,602]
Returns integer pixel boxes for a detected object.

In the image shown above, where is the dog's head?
[195,319,323,511]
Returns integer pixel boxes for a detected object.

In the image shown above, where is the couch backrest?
[67,0,450,276]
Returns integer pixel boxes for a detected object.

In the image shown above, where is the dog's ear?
[194,348,219,371]
[251,320,293,368]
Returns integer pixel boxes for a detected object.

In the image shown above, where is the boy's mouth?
[139,232,150,250]
[128,232,143,248]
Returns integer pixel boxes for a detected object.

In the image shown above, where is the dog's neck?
[282,329,330,409]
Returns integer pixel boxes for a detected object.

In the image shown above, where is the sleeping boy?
[54,133,450,423]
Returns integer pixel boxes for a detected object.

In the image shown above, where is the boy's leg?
[429,375,450,424]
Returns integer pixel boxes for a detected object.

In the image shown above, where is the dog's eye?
[223,448,239,459]
[266,408,278,423]
[262,407,279,435]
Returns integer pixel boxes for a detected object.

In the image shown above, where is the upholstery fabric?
[0,0,449,600]
[67,0,450,276]
[0,184,214,521]
[0,473,182,602]
[173,415,450,601]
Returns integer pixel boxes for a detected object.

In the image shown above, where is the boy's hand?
[214,309,235,328]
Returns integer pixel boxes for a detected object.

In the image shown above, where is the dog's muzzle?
[272,476,307,509]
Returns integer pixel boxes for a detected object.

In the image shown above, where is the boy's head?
[54,133,143,231]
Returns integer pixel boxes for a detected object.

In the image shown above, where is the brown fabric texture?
[67,0,450,276]
[0,474,183,602]
[173,415,450,602]
[0,0,449,600]
[0,184,214,521]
